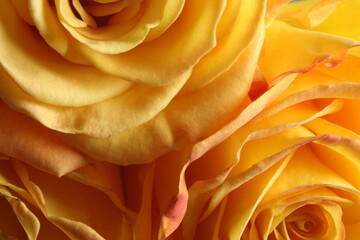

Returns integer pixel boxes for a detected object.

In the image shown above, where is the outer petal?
[0,0,132,107]
[313,0,360,41]
[69,0,226,86]
[277,0,341,28]
[259,20,359,82]
[0,101,87,177]
[58,25,265,164]
[11,161,133,240]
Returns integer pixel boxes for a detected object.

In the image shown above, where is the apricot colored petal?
[251,82,360,127]
[132,164,155,240]
[304,124,360,189]
[59,26,264,164]
[0,186,40,240]
[0,191,30,239]
[1,162,87,239]
[346,221,360,239]
[277,0,341,28]
[180,0,266,94]
[264,146,355,200]
[66,161,136,220]
[72,0,225,86]
[71,0,97,28]
[55,0,86,28]
[0,65,187,137]
[27,0,88,63]
[183,99,343,239]
[58,0,169,54]
[253,184,360,237]
[12,162,133,239]
[0,2,134,107]
[189,73,297,162]
[154,150,190,239]
[316,53,360,85]
[10,0,33,25]
[259,20,359,82]
[253,194,347,239]
[0,101,87,177]
[267,0,291,14]
[218,154,293,239]
[212,132,360,239]
[313,0,360,41]
[324,98,360,134]
[144,0,185,41]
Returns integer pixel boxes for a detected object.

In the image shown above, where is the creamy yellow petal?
[277,0,341,28]
[179,1,266,94]
[267,0,291,14]
[0,2,134,107]
[313,0,360,41]
[144,0,185,41]
[57,0,169,54]
[71,0,225,86]
[0,66,187,138]
[264,145,356,199]
[71,0,97,28]
[251,82,360,127]
[259,20,359,82]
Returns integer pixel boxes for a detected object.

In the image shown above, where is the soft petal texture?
[59,23,266,165]
[259,20,359,82]
[2,0,360,239]
[277,0,341,28]
[313,0,360,41]
[11,161,134,239]
[0,101,87,177]
[67,0,225,86]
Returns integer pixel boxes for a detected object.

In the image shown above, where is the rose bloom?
[1,0,360,239]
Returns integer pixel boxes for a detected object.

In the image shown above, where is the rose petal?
[179,1,266,94]
[59,26,264,164]
[28,0,88,63]
[0,0,133,107]
[71,0,225,86]
[259,20,359,82]
[0,186,39,240]
[57,0,168,54]
[0,63,188,138]
[277,0,341,28]
[0,101,87,177]
[313,0,360,41]
[12,161,133,239]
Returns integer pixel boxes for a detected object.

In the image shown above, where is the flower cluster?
[1,0,360,239]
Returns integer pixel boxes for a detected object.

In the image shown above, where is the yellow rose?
[1,0,360,239]
[164,0,360,239]
[0,0,266,165]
